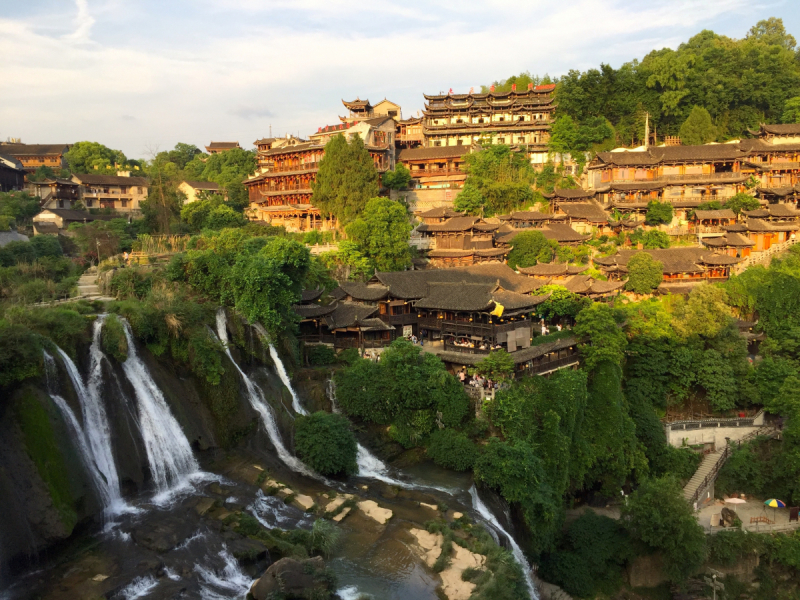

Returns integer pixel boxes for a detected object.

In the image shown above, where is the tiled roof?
[181,180,220,191]
[206,142,240,149]
[35,209,101,221]
[541,223,592,242]
[324,302,379,329]
[499,211,563,221]
[563,275,627,295]
[293,303,337,319]
[743,204,800,218]
[415,206,464,219]
[338,281,389,301]
[0,143,69,156]
[73,174,149,186]
[545,188,596,199]
[702,233,755,248]
[760,124,800,136]
[418,216,479,232]
[0,231,29,246]
[492,290,549,311]
[415,282,496,311]
[694,209,736,220]
[558,201,608,223]
[398,145,471,161]
[593,247,743,274]
[300,288,324,303]
[517,263,588,276]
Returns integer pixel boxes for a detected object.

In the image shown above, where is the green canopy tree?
[507,230,557,269]
[312,134,379,225]
[574,303,627,369]
[625,252,663,295]
[382,164,412,190]
[295,412,358,476]
[678,106,717,145]
[66,141,134,174]
[783,96,800,124]
[724,192,761,215]
[644,200,673,225]
[345,197,412,272]
[621,476,706,584]
[473,349,515,380]
[453,145,536,216]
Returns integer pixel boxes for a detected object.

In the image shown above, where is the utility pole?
[644,112,650,149]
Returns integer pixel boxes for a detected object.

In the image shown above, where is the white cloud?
[0,0,791,157]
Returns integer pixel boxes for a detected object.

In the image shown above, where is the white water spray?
[327,377,408,486]
[119,319,199,493]
[214,310,315,478]
[45,344,130,515]
[118,574,158,600]
[195,546,254,600]
[470,485,537,599]
[252,322,306,415]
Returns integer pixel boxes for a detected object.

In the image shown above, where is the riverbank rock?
[440,545,485,600]
[721,506,739,527]
[409,528,443,567]
[131,515,196,553]
[357,500,393,524]
[249,556,333,600]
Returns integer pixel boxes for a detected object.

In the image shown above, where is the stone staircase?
[683,426,781,507]
[77,268,101,298]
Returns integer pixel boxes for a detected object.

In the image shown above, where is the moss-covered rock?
[101,314,128,362]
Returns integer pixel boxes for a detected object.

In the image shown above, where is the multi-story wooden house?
[245,122,394,231]
[72,173,148,213]
[0,143,71,173]
[26,179,80,209]
[0,154,25,192]
[341,98,402,123]
[420,84,556,165]
[397,145,470,190]
[741,124,800,202]
[306,263,581,377]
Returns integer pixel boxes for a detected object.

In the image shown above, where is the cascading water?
[43,350,112,509]
[214,310,315,478]
[327,377,408,487]
[252,322,306,415]
[44,343,130,515]
[119,319,200,494]
[469,485,538,599]
[195,546,254,600]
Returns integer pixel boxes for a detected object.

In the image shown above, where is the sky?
[1,0,799,159]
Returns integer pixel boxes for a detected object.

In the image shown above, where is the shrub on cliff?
[0,325,44,389]
[295,412,358,477]
[426,429,479,471]
[100,314,128,362]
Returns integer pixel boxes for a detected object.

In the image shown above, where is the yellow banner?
[490,302,504,317]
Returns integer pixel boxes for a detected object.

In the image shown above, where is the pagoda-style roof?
[517,263,589,277]
[593,247,743,274]
[693,209,736,220]
[702,233,755,248]
[542,188,597,200]
[415,206,465,219]
[342,98,373,111]
[0,143,70,156]
[557,201,609,223]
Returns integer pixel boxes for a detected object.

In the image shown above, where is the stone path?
[683,448,727,504]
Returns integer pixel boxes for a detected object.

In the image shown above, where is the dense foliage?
[295,412,358,476]
[506,230,557,269]
[344,197,412,271]
[625,252,663,294]
[553,18,800,144]
[311,134,380,225]
[334,339,470,447]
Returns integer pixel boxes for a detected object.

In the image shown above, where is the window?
[121,199,128,208]
[457,140,463,146]
[498,117,505,122]
[497,138,505,144]
[434,141,442,147]
[517,137,525,143]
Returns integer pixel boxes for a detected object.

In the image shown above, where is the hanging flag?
[512,83,516,91]
[449,88,453,95]
[490,84,495,92]
[469,87,474,94]
[491,302,504,317]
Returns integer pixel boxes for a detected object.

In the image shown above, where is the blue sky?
[1,0,798,159]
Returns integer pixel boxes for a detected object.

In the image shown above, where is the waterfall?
[43,350,112,509]
[252,322,306,415]
[469,485,537,599]
[119,319,199,493]
[326,376,408,487]
[215,310,316,478]
[44,344,130,515]
[195,546,254,600]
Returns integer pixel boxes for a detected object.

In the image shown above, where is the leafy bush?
[100,314,128,362]
[306,344,336,366]
[539,510,632,598]
[0,325,44,389]
[295,412,358,476]
[426,429,479,471]
[109,267,155,300]
[4,306,89,357]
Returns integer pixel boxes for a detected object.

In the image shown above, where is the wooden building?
[72,173,148,213]
[0,154,25,192]
[0,143,71,173]
[415,206,465,224]
[420,84,556,165]
[25,179,79,209]
[397,145,470,189]
[397,116,424,149]
[341,98,402,123]
[742,124,800,200]
[594,247,743,291]
[701,232,755,258]
[205,142,241,154]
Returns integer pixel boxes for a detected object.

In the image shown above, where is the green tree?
[382,164,412,190]
[536,285,591,321]
[473,349,515,380]
[574,303,627,369]
[295,412,358,476]
[621,476,706,584]
[672,284,732,339]
[312,134,379,226]
[625,252,663,294]
[66,141,132,174]
[747,17,796,50]
[724,192,761,215]
[191,148,256,211]
[454,145,536,216]
[678,106,717,145]
[644,200,673,225]
[345,197,412,271]
[783,96,800,124]
[0,192,40,225]
[426,429,479,471]
[506,230,557,269]
[319,240,374,281]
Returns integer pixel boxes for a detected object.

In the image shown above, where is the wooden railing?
[525,354,580,375]
[410,169,465,178]
[264,163,320,174]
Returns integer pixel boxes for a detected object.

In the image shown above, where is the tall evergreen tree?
[678,106,717,145]
[312,134,379,226]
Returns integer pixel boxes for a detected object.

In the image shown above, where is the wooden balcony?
[378,313,417,326]
[264,162,320,174]
[419,317,530,337]
[409,168,465,179]
[443,342,490,355]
